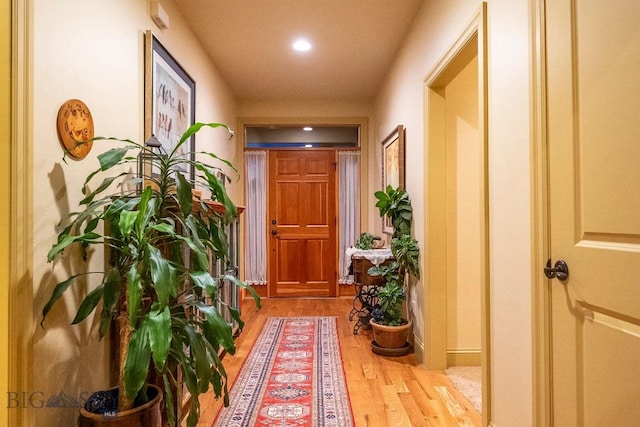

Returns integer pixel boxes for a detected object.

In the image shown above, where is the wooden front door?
[546,1,640,424]
[268,150,337,297]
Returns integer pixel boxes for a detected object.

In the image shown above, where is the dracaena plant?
[42,122,260,427]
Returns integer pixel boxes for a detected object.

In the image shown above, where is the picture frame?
[381,125,405,234]
[144,31,196,183]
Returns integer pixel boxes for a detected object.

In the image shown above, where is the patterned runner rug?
[213,316,354,427]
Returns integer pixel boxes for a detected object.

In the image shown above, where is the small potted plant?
[355,232,376,249]
[368,186,420,356]
[42,122,260,426]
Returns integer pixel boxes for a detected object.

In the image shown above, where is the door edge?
[530,0,553,425]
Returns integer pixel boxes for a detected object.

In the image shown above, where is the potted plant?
[368,186,420,356]
[42,122,260,427]
[354,232,384,250]
[373,185,413,238]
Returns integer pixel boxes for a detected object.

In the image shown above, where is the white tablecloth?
[345,247,393,266]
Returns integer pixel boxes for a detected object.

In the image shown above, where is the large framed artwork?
[381,125,405,234]
[145,31,196,182]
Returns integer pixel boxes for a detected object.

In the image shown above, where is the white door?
[546,1,640,425]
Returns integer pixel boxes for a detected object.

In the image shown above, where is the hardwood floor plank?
[190,298,481,427]
[381,384,413,427]
[398,391,432,427]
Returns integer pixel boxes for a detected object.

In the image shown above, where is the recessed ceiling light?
[292,38,312,52]
[303,127,313,131]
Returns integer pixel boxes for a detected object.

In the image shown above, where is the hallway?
[195,297,481,426]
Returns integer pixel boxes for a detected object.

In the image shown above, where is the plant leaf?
[118,210,138,237]
[178,122,232,148]
[162,376,176,427]
[150,222,175,235]
[41,274,81,325]
[47,232,100,262]
[123,320,150,402]
[222,274,261,309]
[79,175,119,205]
[127,264,142,327]
[189,272,217,298]
[183,323,213,393]
[136,186,155,232]
[98,147,131,171]
[99,267,121,338]
[149,245,175,307]
[175,171,193,217]
[196,301,235,353]
[72,283,104,324]
[148,304,171,371]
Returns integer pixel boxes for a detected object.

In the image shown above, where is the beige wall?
[445,56,481,361]
[375,0,534,425]
[30,1,237,425]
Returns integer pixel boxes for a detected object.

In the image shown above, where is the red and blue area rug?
[213,316,354,426]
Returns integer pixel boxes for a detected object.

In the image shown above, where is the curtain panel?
[244,151,267,285]
[338,151,360,284]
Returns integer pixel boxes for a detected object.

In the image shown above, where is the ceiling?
[173,0,424,102]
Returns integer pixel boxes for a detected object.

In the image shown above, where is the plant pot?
[369,318,412,349]
[78,384,163,427]
[370,340,411,357]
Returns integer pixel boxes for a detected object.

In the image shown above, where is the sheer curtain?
[244,151,267,286]
[338,151,360,284]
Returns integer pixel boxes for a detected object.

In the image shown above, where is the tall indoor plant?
[42,122,260,427]
[368,186,420,354]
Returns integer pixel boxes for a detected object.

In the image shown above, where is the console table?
[346,248,393,334]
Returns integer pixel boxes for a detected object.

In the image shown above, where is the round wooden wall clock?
[56,99,95,159]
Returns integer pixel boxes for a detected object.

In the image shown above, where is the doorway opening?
[239,118,368,299]
[424,5,489,421]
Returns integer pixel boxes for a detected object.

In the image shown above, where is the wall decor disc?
[56,99,95,159]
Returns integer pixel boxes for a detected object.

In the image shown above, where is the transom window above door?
[245,126,359,148]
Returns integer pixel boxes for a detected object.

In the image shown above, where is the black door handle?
[544,259,569,281]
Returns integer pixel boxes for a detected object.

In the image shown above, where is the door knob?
[544,259,569,281]
[271,230,277,236]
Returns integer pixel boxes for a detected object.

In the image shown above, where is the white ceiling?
[173,0,424,102]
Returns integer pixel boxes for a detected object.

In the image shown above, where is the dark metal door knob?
[544,259,569,281]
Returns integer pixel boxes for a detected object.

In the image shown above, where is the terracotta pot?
[369,318,412,349]
[78,384,163,427]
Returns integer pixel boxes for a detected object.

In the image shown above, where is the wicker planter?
[369,318,412,349]
[78,384,162,427]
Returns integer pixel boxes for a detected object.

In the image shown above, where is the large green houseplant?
[368,186,420,354]
[42,122,260,426]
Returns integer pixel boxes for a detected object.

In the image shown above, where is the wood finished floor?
[192,297,482,427]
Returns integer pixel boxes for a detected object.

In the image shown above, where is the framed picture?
[381,125,405,234]
[145,31,196,182]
